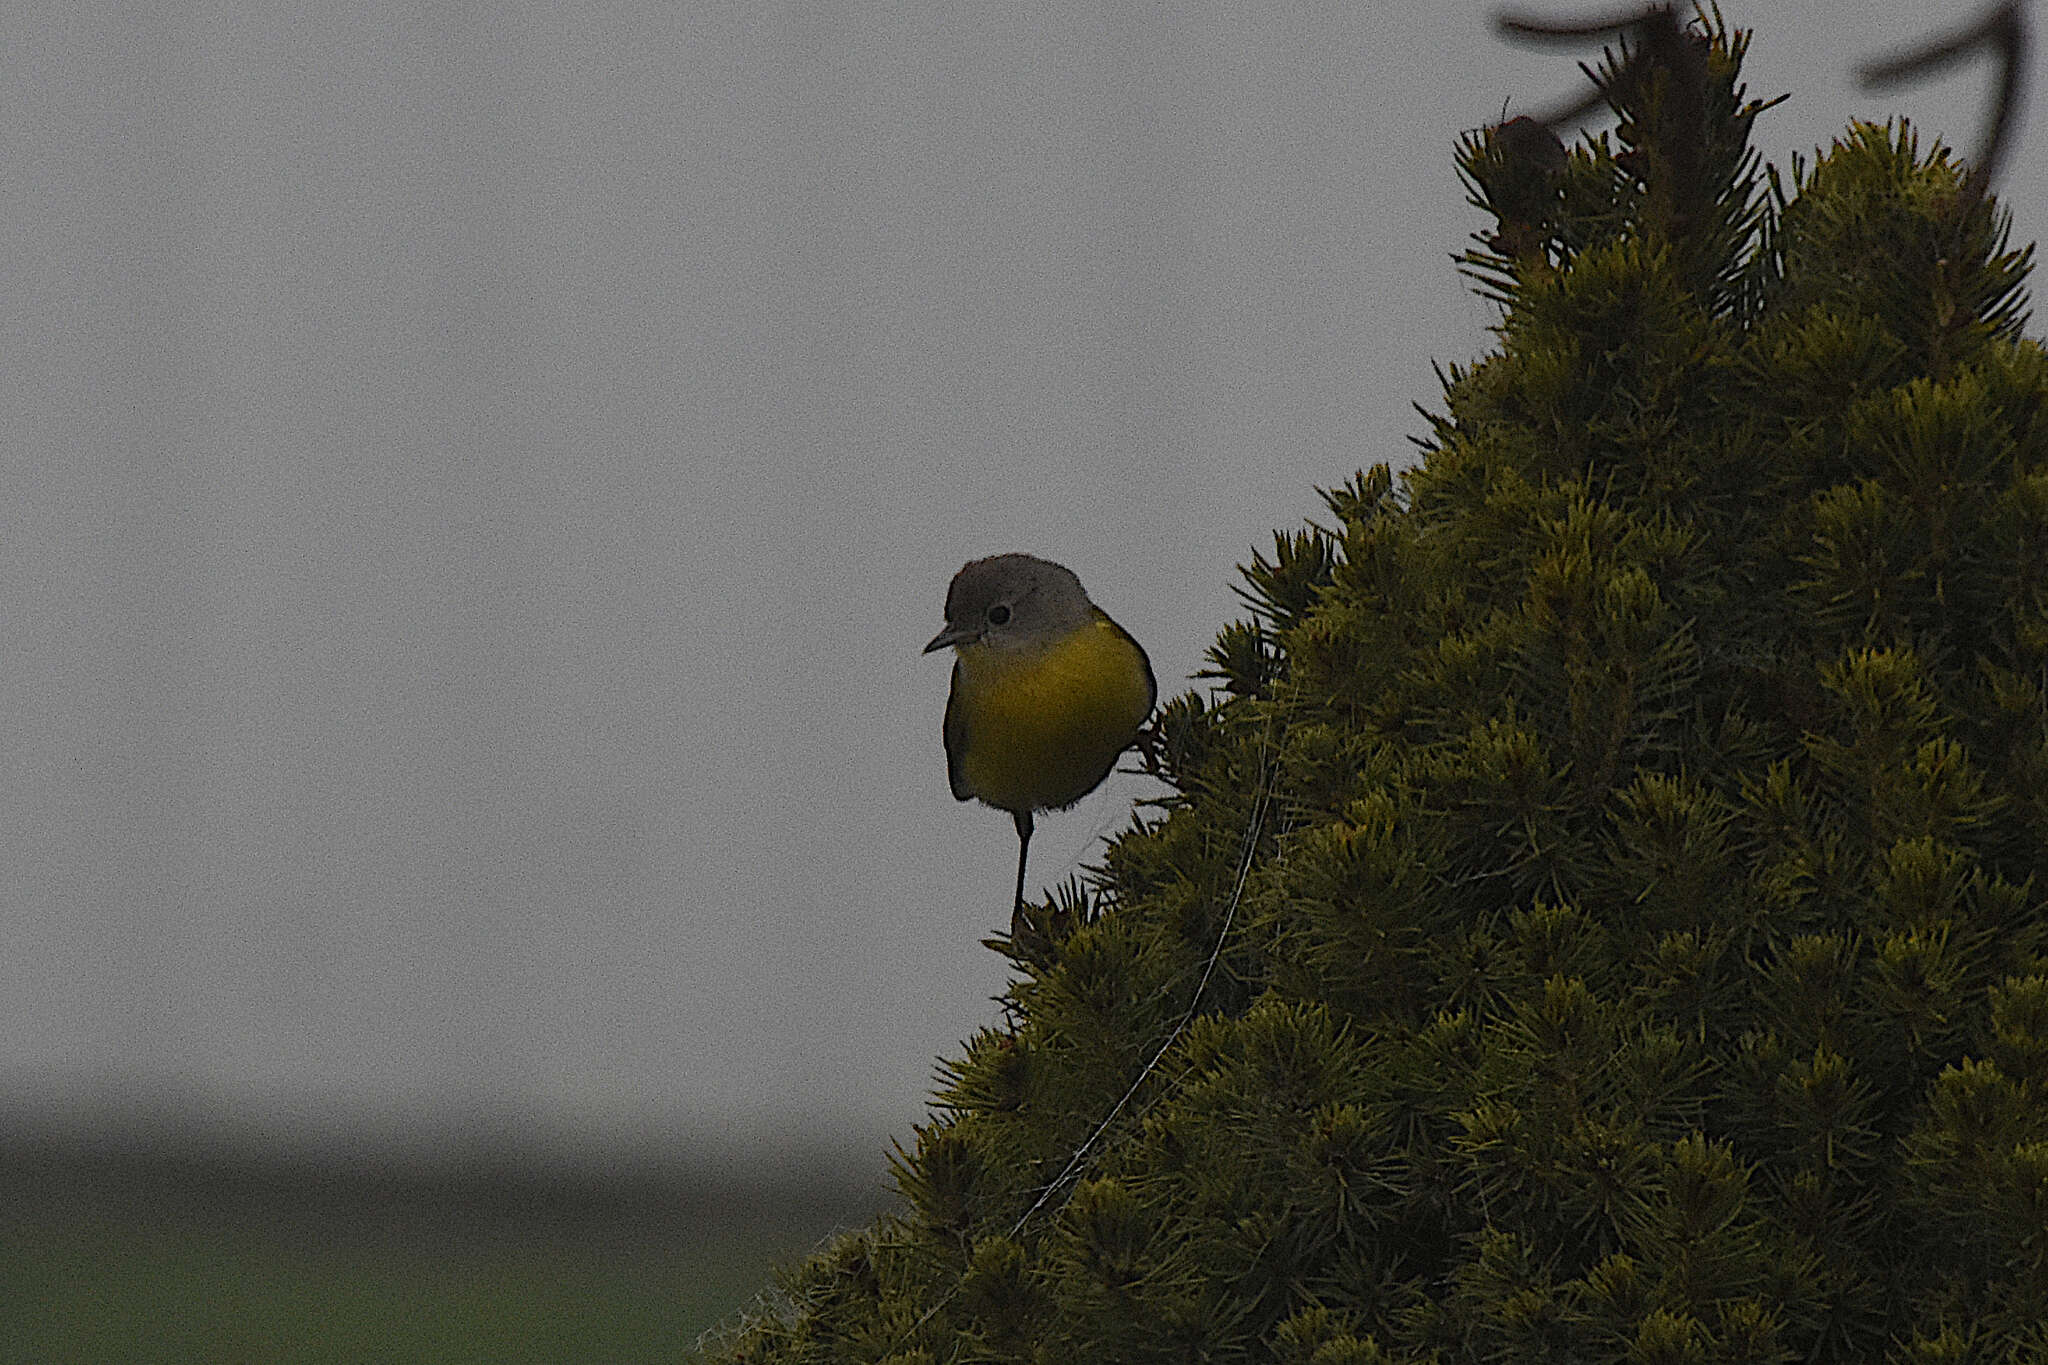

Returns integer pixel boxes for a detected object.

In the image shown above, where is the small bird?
[924,554,1157,914]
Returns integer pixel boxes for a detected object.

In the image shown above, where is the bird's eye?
[987,604,1012,626]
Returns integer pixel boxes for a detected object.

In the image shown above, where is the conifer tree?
[707,15,2048,1363]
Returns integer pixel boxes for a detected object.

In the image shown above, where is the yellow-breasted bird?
[924,554,1157,912]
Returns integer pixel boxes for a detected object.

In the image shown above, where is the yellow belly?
[952,614,1154,814]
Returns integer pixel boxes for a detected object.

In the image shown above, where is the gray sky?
[2,1,2037,1173]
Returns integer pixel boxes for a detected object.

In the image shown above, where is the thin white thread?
[1002,734,1275,1237]
[1029,775,1151,902]
[878,722,1279,1355]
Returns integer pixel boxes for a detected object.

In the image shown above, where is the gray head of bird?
[923,553,1094,654]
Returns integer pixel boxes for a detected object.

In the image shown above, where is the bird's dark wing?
[943,661,973,801]
[1101,609,1158,717]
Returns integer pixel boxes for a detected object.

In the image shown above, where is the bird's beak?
[923,623,975,653]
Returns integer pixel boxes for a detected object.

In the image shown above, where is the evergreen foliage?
[707,17,2048,1363]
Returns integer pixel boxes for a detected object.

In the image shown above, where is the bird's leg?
[1011,810,1034,914]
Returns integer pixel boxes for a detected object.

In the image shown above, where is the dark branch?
[1858,0,2030,202]
[1494,4,1701,138]
[1498,3,1673,43]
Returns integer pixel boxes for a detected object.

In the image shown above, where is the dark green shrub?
[708,18,2047,1363]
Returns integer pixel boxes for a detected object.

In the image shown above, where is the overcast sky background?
[2,1,2039,1177]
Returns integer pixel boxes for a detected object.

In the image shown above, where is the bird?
[924,554,1157,914]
